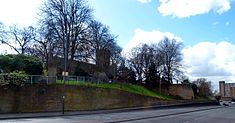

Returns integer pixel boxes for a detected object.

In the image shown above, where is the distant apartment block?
[219,81,235,99]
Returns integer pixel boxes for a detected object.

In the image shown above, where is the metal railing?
[0,74,114,85]
[27,75,58,84]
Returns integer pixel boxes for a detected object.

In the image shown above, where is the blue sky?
[88,0,235,47]
[1,0,235,90]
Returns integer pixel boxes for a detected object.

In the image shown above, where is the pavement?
[0,101,220,120]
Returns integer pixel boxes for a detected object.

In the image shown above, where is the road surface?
[0,105,234,123]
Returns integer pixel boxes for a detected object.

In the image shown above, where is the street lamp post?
[159,76,161,94]
[62,95,65,114]
[62,38,68,114]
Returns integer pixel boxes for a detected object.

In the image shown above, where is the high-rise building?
[219,81,235,99]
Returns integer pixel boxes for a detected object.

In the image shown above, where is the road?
[0,105,234,123]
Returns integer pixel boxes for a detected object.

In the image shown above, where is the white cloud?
[122,28,182,55]
[183,41,235,90]
[0,0,42,26]
[158,0,231,18]
[137,0,151,3]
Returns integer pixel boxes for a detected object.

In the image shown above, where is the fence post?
[47,76,49,85]
[30,76,33,85]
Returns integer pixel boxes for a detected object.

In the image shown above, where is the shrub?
[0,54,43,75]
[0,71,28,87]
[0,55,12,73]
[0,75,8,86]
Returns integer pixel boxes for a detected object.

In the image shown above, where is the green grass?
[56,80,172,100]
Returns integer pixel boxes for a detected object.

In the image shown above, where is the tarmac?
[0,101,220,120]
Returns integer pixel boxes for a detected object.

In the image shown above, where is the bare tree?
[1,25,35,54]
[87,20,121,69]
[193,78,212,97]
[28,23,59,71]
[85,20,113,63]
[40,0,92,70]
[128,45,144,83]
[127,37,183,87]
[128,44,162,85]
[84,20,122,79]
[157,37,183,84]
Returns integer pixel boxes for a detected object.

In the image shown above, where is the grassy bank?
[56,80,172,100]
